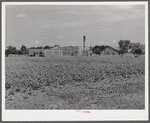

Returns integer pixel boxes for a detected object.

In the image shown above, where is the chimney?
[83,36,86,51]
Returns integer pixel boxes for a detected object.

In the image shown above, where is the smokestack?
[83,36,86,51]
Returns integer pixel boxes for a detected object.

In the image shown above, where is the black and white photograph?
[2,2,148,121]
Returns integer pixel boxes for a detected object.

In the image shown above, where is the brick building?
[28,46,90,57]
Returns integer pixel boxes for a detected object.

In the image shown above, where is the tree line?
[5,45,28,57]
[5,45,58,57]
[5,40,145,57]
[92,40,145,56]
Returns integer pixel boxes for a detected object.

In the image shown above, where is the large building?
[28,46,91,57]
[28,49,45,57]
[44,46,83,57]
[28,36,92,57]
[44,47,62,57]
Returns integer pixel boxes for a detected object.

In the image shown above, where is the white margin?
[1,2,148,5]
[145,1,149,120]
[2,2,149,121]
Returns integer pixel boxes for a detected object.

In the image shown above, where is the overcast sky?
[5,5,145,49]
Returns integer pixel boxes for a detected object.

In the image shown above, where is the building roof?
[50,47,59,50]
[57,46,80,51]
[28,48,44,51]
[104,46,119,52]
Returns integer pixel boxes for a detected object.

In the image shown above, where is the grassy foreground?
[5,55,145,109]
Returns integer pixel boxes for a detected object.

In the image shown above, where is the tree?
[140,44,145,54]
[30,47,36,49]
[54,45,59,47]
[18,50,23,55]
[5,50,10,57]
[20,45,28,55]
[20,45,27,51]
[118,49,125,57]
[133,48,142,57]
[36,46,43,49]
[7,46,14,50]
[128,42,144,57]
[129,43,145,52]
[140,44,145,50]
[5,46,17,57]
[44,46,53,49]
[129,42,141,49]
[118,40,131,53]
[94,48,101,55]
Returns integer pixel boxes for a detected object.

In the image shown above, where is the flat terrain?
[5,55,145,109]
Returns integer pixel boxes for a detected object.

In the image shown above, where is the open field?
[5,55,145,109]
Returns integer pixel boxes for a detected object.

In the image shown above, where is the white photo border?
[2,2,149,121]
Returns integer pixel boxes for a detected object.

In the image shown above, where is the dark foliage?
[118,40,130,53]
[5,46,18,57]
[20,45,28,55]
[92,45,119,55]
[44,46,53,49]
[132,48,142,57]
[94,48,101,55]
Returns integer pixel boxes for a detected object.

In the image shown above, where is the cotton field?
[5,55,145,109]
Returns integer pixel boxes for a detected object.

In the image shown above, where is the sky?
[5,4,145,49]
